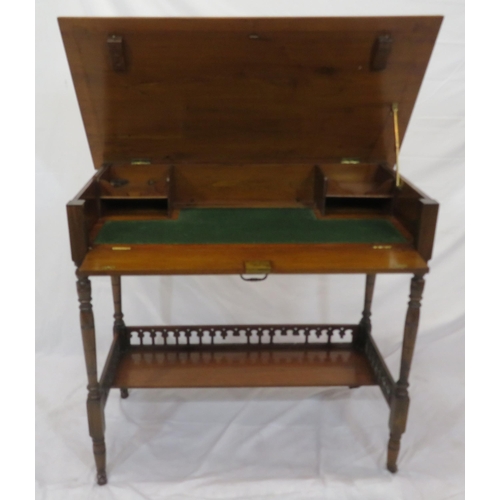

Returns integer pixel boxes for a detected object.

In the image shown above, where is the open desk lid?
[59,16,442,169]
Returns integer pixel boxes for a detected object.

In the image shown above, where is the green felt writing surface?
[94,209,407,245]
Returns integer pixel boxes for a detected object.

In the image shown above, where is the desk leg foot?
[120,388,129,399]
[386,432,400,473]
[95,438,107,484]
[88,398,107,484]
[97,471,107,485]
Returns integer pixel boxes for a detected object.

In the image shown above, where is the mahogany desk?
[60,16,442,484]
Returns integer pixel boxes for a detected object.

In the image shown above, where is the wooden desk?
[60,16,442,484]
[75,211,429,484]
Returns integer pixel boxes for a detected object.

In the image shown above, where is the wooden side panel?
[67,170,103,266]
[73,170,101,230]
[415,198,439,261]
[67,200,89,266]
[393,180,438,262]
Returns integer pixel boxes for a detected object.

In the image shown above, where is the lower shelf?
[111,345,377,388]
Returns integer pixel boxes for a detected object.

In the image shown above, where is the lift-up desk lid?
[59,16,442,168]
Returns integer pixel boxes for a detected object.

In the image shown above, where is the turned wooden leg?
[387,273,425,473]
[112,276,130,399]
[77,276,107,485]
[353,274,376,350]
[111,276,127,339]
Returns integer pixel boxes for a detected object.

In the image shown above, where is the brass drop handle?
[241,260,272,282]
[240,274,268,282]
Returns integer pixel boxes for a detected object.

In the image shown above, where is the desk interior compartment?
[172,164,317,208]
[98,164,172,216]
[315,164,395,215]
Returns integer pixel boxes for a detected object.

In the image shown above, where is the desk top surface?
[94,209,408,245]
[79,209,427,276]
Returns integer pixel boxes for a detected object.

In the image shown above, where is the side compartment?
[314,163,395,215]
[313,163,438,262]
[98,164,173,217]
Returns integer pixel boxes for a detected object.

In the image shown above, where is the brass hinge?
[340,158,361,164]
[130,159,151,165]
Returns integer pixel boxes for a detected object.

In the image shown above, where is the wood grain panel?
[112,346,377,388]
[58,17,442,168]
[173,164,315,207]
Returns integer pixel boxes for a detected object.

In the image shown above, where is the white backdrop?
[35,1,464,499]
